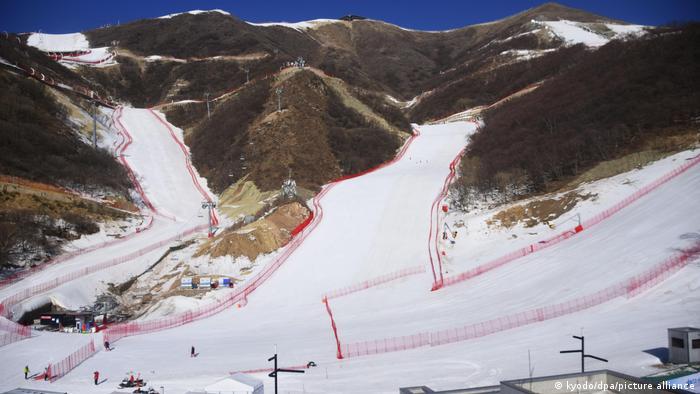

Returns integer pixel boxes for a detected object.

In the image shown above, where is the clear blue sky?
[2,0,699,34]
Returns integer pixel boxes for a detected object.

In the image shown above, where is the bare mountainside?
[83,2,621,106]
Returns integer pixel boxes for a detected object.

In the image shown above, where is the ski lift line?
[147,109,220,226]
[440,153,700,290]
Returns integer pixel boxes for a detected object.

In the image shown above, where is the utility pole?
[92,102,97,149]
[268,350,304,394]
[204,92,211,119]
[560,335,608,373]
[201,201,216,237]
[275,87,283,112]
[243,67,250,83]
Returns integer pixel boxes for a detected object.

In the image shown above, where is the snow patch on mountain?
[535,20,647,48]
[247,18,338,31]
[158,9,230,19]
[27,32,89,52]
[606,23,647,37]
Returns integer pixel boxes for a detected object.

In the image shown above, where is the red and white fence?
[0,316,31,346]
[47,339,97,381]
[147,109,220,226]
[342,244,700,358]
[104,129,422,342]
[113,107,160,215]
[322,265,425,301]
[323,297,344,359]
[0,224,207,318]
[0,216,153,290]
[429,146,467,290]
[441,154,700,289]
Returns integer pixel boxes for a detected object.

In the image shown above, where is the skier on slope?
[93,370,99,385]
[190,345,195,357]
[23,365,29,379]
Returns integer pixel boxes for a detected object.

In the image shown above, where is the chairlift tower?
[242,67,250,83]
[276,87,283,112]
[281,169,297,199]
[204,92,211,119]
[201,201,217,237]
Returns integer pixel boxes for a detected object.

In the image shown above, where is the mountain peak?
[521,2,624,23]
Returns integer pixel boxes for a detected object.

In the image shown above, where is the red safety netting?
[441,154,700,289]
[113,107,160,216]
[323,297,344,359]
[0,216,154,290]
[0,33,117,108]
[147,109,220,226]
[0,108,160,292]
[291,212,314,236]
[48,339,96,381]
[429,145,468,290]
[103,129,422,343]
[342,244,700,358]
[0,224,207,319]
[0,316,31,346]
[322,265,425,300]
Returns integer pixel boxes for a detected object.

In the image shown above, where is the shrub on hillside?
[187,79,272,193]
[0,72,131,193]
[453,24,700,206]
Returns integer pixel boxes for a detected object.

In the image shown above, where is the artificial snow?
[0,114,697,394]
[158,9,230,19]
[27,32,89,52]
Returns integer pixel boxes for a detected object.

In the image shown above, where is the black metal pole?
[268,352,304,394]
[580,336,585,373]
[560,335,607,374]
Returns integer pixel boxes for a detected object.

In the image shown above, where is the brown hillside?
[185,68,400,194]
[453,23,700,205]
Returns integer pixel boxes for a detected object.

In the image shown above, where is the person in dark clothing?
[24,365,29,379]
[104,340,110,351]
[94,371,99,385]
[190,346,195,357]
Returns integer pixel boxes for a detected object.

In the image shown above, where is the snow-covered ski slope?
[1,117,699,393]
[0,107,214,324]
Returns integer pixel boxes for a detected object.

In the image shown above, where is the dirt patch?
[310,68,405,137]
[217,177,279,222]
[198,202,310,260]
[488,192,596,229]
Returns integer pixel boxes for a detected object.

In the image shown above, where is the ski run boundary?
[441,153,700,288]
[339,242,700,358]
[315,144,700,359]
[101,128,421,345]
